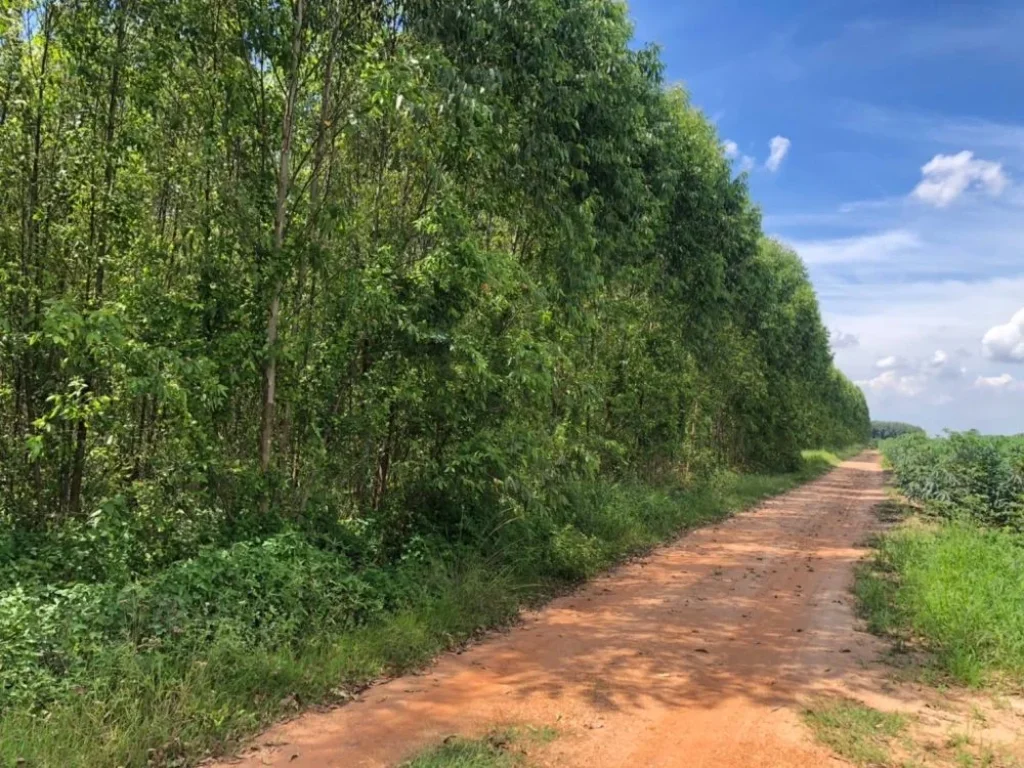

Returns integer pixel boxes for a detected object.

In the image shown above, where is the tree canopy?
[0,0,869,571]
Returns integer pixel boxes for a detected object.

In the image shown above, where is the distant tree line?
[872,421,926,440]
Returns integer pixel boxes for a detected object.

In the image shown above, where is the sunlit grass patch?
[400,726,557,768]
[855,520,1024,686]
[803,697,908,766]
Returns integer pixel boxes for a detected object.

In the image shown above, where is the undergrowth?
[0,448,856,767]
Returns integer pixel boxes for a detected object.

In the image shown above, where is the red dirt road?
[220,453,890,768]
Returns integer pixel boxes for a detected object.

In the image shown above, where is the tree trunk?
[259,0,305,473]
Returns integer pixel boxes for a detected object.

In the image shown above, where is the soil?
[215,453,1024,768]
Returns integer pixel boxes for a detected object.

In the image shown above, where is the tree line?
[872,421,925,440]
[0,0,869,570]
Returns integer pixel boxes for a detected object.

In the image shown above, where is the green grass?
[803,697,908,766]
[400,727,557,768]
[856,518,1024,686]
[0,447,859,768]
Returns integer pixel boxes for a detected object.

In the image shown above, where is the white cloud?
[792,229,921,266]
[739,155,755,172]
[911,151,1009,208]
[831,330,859,350]
[981,307,1024,363]
[722,140,739,159]
[765,135,791,172]
[869,350,965,384]
[857,369,926,397]
[927,348,967,379]
[974,373,1021,391]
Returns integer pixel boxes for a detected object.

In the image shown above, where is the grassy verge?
[856,514,1024,687]
[803,697,908,767]
[0,447,858,768]
[400,727,557,768]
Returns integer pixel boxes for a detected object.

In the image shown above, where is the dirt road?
[221,453,891,768]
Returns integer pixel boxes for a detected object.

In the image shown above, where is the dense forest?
[0,0,869,763]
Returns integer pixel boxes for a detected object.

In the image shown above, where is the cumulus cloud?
[765,135,791,172]
[722,140,739,159]
[875,355,904,370]
[911,150,1009,207]
[860,349,966,397]
[857,370,926,396]
[739,155,755,172]
[927,349,967,379]
[974,373,1022,391]
[981,307,1024,363]
[830,330,859,350]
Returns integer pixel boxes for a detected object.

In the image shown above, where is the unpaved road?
[221,453,893,768]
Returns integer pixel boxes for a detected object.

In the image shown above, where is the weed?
[803,697,908,766]
[400,727,556,768]
[856,521,1024,686]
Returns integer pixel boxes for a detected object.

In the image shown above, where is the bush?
[0,532,410,711]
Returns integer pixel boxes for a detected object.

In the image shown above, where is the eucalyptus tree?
[0,0,869,556]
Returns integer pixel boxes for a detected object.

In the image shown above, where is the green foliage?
[1,0,866,553]
[856,521,1024,686]
[881,432,1024,528]
[871,421,926,440]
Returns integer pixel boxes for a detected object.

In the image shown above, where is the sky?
[626,0,1024,435]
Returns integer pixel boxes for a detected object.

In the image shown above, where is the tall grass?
[0,449,856,767]
[856,520,1024,686]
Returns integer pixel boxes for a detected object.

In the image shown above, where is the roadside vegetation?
[401,727,557,768]
[803,698,909,767]
[0,451,853,768]
[858,432,1024,686]
[0,0,869,765]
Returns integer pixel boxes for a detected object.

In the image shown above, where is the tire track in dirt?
[218,453,890,768]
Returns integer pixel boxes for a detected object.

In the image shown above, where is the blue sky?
[627,0,1024,434]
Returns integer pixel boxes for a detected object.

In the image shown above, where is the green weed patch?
[856,520,1024,686]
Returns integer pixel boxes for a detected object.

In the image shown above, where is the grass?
[400,727,557,768]
[0,447,859,768]
[803,697,909,766]
[855,516,1024,686]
